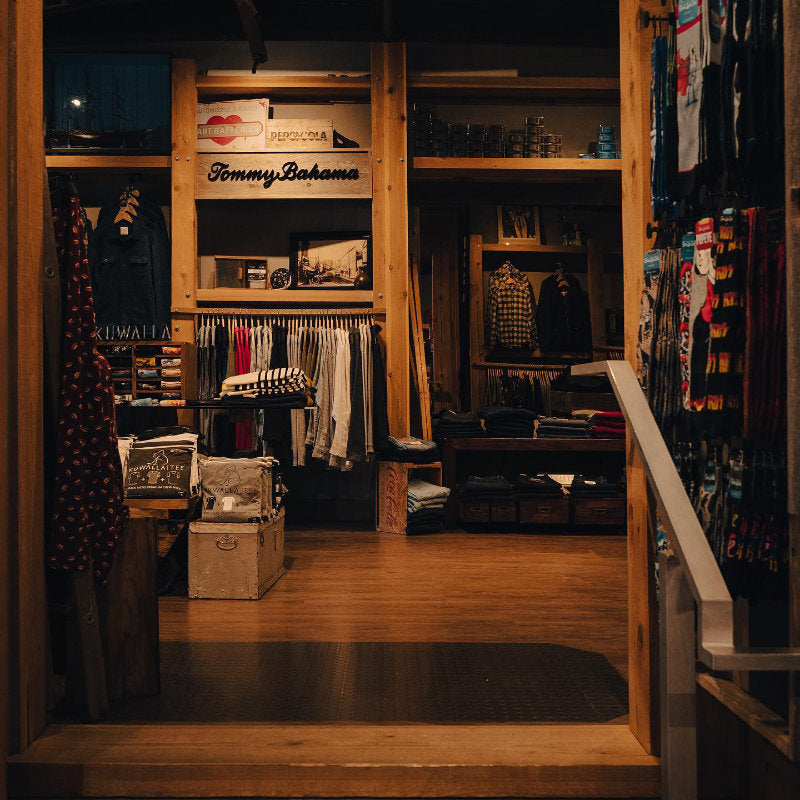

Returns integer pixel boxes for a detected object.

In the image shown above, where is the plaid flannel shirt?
[487,264,538,349]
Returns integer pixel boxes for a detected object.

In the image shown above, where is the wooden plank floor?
[160,528,629,678]
[9,722,659,798]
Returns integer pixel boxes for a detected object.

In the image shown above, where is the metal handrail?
[572,361,800,671]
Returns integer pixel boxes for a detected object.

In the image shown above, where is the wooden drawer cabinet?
[518,496,570,525]
[571,496,626,526]
[490,500,517,523]
[460,500,490,523]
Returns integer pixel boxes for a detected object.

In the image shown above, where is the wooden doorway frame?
[4,3,665,791]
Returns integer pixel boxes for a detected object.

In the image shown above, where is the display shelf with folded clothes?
[380,436,440,464]
[535,416,591,439]
[477,406,538,438]
[406,479,450,534]
[433,409,485,444]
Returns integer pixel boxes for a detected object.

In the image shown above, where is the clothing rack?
[175,306,385,317]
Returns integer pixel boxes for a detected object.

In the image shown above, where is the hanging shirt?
[486,263,538,349]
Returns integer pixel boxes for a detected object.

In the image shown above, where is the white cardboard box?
[197,99,270,152]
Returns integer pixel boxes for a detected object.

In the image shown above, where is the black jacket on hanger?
[89,191,171,335]
[536,271,592,352]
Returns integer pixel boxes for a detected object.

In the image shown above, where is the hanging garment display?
[678,231,695,408]
[89,182,171,340]
[636,249,662,393]
[536,266,592,352]
[676,0,705,190]
[48,183,128,581]
[687,217,715,411]
[486,261,538,350]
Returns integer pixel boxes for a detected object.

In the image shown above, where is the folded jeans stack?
[381,436,440,464]
[458,474,515,501]
[536,417,591,438]
[590,411,626,438]
[478,406,538,438]
[407,479,450,533]
[510,473,564,497]
[569,474,622,498]
[433,410,485,444]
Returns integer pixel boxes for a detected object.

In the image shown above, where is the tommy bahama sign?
[195,151,372,199]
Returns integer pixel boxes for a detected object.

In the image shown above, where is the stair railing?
[572,361,800,800]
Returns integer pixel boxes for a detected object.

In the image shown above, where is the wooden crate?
[518,496,570,525]
[376,461,443,534]
[571,496,626,526]
[490,499,518,523]
[459,500,491,524]
[189,509,285,599]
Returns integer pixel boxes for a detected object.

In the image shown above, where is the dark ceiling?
[43,0,620,49]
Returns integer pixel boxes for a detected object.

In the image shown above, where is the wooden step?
[9,722,659,798]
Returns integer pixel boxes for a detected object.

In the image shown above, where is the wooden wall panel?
[783,0,800,762]
[0,0,48,758]
[371,43,410,436]
[619,0,661,756]
[424,212,460,413]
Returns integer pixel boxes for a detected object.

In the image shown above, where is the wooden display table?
[96,497,197,701]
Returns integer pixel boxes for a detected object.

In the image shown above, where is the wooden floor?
[161,528,630,678]
[9,528,657,797]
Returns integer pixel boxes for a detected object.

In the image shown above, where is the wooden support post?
[659,551,698,800]
[619,0,662,756]
[371,42,410,437]
[468,234,485,412]
[783,0,800,763]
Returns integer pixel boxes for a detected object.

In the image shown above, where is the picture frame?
[289,231,371,289]
[496,205,542,244]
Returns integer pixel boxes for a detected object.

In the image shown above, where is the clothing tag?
[120,226,129,236]
[729,460,743,501]
[681,232,696,263]
[694,218,714,275]
[643,249,661,275]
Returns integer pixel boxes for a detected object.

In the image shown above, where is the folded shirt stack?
[510,473,564,497]
[407,479,450,534]
[381,436,440,464]
[536,417,591,439]
[478,406,538,438]
[569,474,622,498]
[220,367,315,406]
[589,411,626,438]
[458,474,515,500]
[433,410,485,444]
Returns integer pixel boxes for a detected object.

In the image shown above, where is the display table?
[96,497,197,701]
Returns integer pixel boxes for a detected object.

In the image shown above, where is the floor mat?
[102,642,628,723]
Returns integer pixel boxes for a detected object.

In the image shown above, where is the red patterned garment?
[49,194,128,581]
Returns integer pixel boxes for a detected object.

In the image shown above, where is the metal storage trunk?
[189,509,285,600]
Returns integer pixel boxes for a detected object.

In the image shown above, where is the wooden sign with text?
[264,119,334,151]
[195,151,371,199]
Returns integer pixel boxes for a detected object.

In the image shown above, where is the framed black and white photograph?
[496,205,542,244]
[290,231,371,289]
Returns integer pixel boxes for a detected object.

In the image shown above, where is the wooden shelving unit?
[481,242,588,254]
[45,154,172,171]
[196,74,371,99]
[195,288,374,304]
[407,75,620,104]
[411,157,622,183]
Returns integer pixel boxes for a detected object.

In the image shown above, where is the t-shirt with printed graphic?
[679,232,695,409]
[688,218,715,411]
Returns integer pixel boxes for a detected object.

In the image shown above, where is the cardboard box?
[189,510,285,599]
[197,99,269,152]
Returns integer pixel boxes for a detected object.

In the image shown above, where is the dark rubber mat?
[101,642,627,723]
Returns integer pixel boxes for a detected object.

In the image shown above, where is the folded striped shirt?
[221,367,311,398]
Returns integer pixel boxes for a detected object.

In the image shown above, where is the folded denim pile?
[477,406,538,438]
[569,474,622,498]
[433,410,485,444]
[510,473,565,497]
[458,474,515,500]
[588,411,626,438]
[407,479,450,534]
[220,367,315,406]
[536,416,591,439]
[381,436,440,464]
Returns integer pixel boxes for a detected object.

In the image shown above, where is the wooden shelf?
[196,74,371,99]
[45,155,172,171]
[195,288,374,304]
[481,242,588,254]
[444,437,625,453]
[408,75,620,104]
[411,157,622,183]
